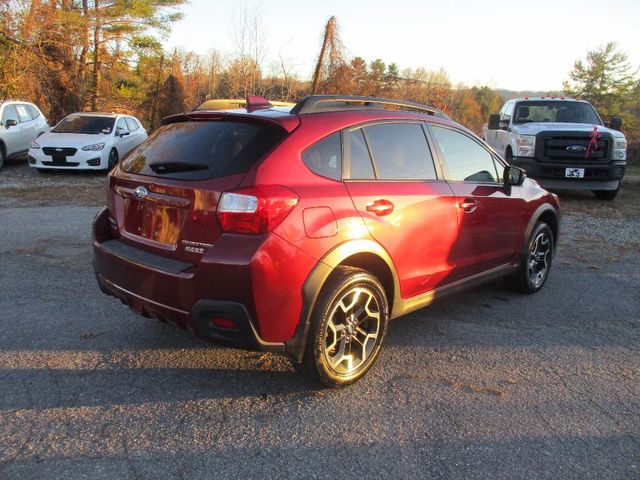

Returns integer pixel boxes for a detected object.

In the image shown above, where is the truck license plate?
[565,168,585,179]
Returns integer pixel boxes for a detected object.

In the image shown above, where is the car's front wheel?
[107,148,119,171]
[0,146,4,171]
[505,221,554,294]
[303,267,389,388]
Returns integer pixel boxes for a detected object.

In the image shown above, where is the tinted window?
[347,129,375,179]
[125,117,139,131]
[2,105,19,125]
[26,105,40,119]
[122,121,287,181]
[53,115,115,134]
[16,105,32,122]
[431,126,500,183]
[364,123,436,180]
[302,132,341,180]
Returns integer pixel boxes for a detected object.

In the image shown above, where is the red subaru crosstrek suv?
[93,95,559,387]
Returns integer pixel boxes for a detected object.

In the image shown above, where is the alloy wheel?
[323,286,381,375]
[528,231,551,288]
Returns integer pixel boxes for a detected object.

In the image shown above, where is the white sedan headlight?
[82,142,106,151]
[612,138,627,161]
[30,141,41,149]
[515,135,536,158]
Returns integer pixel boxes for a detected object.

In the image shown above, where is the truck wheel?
[0,147,4,171]
[505,148,514,164]
[504,222,553,294]
[593,188,619,200]
[303,266,389,388]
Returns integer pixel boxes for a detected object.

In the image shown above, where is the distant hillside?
[497,89,565,100]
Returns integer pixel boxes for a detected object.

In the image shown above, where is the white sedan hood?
[37,132,112,148]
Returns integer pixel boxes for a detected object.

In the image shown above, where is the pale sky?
[167,0,640,91]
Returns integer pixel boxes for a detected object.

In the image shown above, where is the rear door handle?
[458,198,478,213]
[366,199,394,216]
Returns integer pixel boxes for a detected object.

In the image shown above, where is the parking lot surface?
[1,162,638,479]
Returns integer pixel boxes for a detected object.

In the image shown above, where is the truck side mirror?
[488,114,500,130]
[5,119,18,129]
[610,116,623,131]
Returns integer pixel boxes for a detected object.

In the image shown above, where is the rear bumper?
[95,266,284,352]
[511,157,625,191]
[92,207,316,352]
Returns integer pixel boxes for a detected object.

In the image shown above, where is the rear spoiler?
[161,110,300,133]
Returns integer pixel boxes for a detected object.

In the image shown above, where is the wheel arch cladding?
[286,240,399,362]
[337,252,395,310]
[538,209,558,247]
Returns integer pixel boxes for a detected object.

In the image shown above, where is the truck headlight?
[612,138,627,161]
[30,141,41,149]
[82,142,106,151]
[515,135,536,157]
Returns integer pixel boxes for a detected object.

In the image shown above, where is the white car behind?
[0,100,50,171]
[29,112,147,172]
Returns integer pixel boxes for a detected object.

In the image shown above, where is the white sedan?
[28,112,147,171]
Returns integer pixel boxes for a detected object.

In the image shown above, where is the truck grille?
[539,133,611,164]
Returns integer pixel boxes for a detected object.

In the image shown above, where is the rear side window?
[431,125,500,183]
[347,129,376,179]
[364,123,436,180]
[302,132,342,180]
[26,105,41,119]
[122,121,287,180]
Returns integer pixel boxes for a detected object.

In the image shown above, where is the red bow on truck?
[585,125,601,159]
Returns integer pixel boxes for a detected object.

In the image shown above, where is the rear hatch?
[108,118,288,263]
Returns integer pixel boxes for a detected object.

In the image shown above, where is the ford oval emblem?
[134,186,148,199]
[566,145,587,153]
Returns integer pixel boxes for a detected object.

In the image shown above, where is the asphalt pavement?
[0,167,638,479]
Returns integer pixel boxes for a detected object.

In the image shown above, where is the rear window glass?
[121,121,287,180]
[302,132,341,180]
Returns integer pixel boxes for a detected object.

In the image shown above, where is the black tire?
[505,148,514,164]
[107,148,119,171]
[504,222,554,294]
[593,188,619,200]
[303,266,389,388]
[0,145,4,171]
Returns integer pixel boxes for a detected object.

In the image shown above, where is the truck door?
[496,101,515,159]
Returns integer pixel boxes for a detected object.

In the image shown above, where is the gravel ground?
[0,160,638,479]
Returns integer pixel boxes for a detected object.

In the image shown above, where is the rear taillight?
[217,186,299,234]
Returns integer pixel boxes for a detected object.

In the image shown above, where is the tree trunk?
[89,0,101,111]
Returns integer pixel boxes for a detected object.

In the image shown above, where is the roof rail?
[290,95,450,119]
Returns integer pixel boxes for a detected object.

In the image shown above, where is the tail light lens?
[217,185,299,234]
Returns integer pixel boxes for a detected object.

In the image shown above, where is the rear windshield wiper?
[149,162,210,174]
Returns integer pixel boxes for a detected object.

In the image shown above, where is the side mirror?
[487,114,500,130]
[610,116,623,131]
[504,165,526,187]
[116,128,129,138]
[5,119,18,129]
